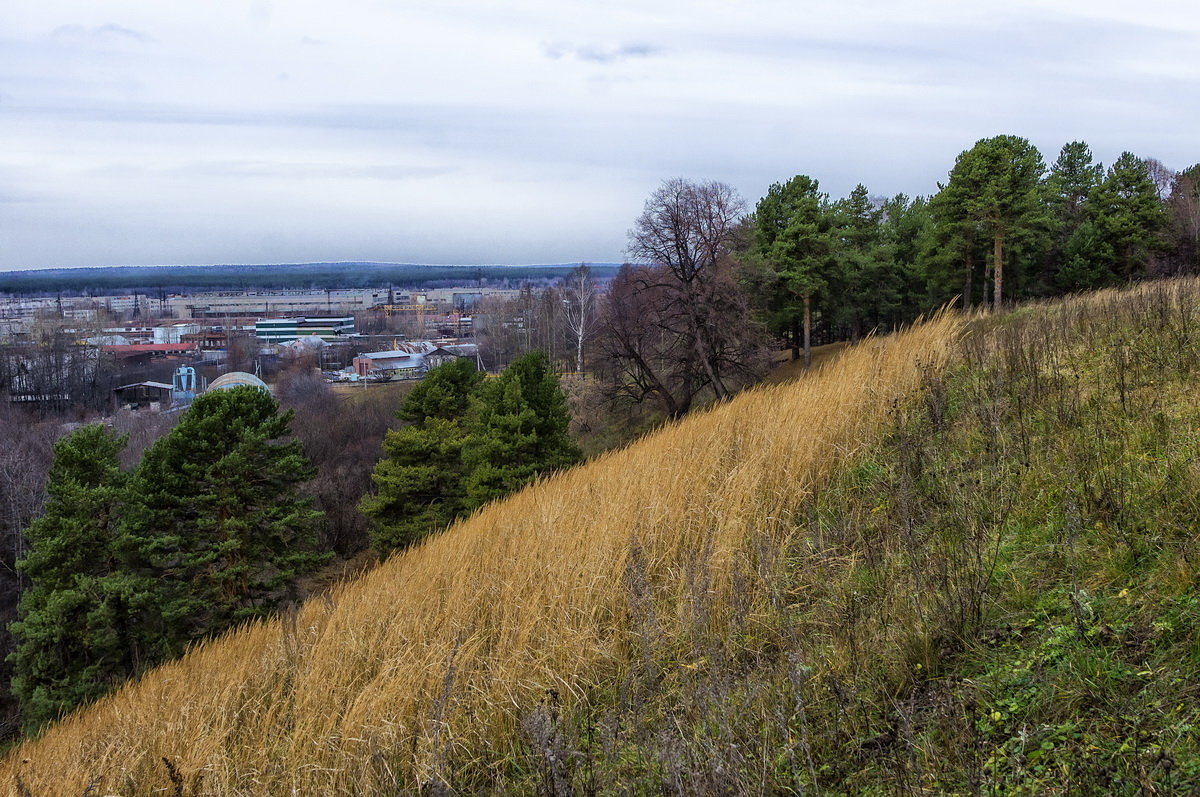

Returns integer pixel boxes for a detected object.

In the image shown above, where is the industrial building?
[254,316,355,343]
[351,341,479,380]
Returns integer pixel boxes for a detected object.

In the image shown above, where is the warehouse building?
[254,316,355,343]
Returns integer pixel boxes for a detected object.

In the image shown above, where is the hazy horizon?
[0,260,626,275]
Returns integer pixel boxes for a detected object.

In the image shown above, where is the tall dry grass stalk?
[2,313,961,795]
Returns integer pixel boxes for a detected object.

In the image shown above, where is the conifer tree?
[396,357,483,423]
[1045,141,1104,291]
[879,193,932,322]
[123,386,325,655]
[360,359,484,555]
[751,175,837,366]
[833,184,898,338]
[933,135,1047,309]
[1083,152,1168,282]
[462,351,580,510]
[9,425,134,732]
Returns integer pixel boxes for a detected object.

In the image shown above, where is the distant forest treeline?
[0,262,623,296]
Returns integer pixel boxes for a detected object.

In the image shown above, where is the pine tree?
[462,351,580,510]
[360,359,484,555]
[9,425,135,732]
[832,184,898,338]
[1047,141,1103,229]
[123,386,325,655]
[933,135,1047,309]
[752,175,837,366]
[1084,152,1168,282]
[1046,141,1104,291]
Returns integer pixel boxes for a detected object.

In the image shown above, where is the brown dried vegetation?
[0,311,960,794]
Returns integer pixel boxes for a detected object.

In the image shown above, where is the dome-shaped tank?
[207,371,270,393]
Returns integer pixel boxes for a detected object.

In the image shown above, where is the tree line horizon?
[611,135,1196,376]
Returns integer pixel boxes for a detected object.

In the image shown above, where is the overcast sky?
[1,1,1198,271]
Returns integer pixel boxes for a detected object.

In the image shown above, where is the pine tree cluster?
[360,352,581,556]
[9,387,326,732]
[744,139,1197,360]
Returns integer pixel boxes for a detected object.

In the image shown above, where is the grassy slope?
[529,281,1200,795]
[8,279,1200,795]
[762,341,853,385]
[2,312,958,794]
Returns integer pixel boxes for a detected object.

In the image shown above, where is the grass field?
[10,279,1200,794]
[1,311,960,794]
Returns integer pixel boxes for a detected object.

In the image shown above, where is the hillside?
[6,279,1200,794]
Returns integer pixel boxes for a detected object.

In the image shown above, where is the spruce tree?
[1046,141,1104,292]
[833,184,898,338]
[9,425,135,732]
[462,351,580,510]
[123,386,325,656]
[361,359,484,555]
[1085,152,1168,282]
[363,355,579,553]
[879,193,932,322]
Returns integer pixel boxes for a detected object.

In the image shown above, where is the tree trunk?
[962,250,973,311]
[993,230,1004,312]
[790,315,800,361]
[803,294,812,369]
[684,282,729,400]
[575,325,584,376]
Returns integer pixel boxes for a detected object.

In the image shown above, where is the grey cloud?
[0,165,53,204]
[249,1,274,29]
[0,98,559,140]
[51,23,155,44]
[168,160,457,182]
[542,41,662,64]
[703,13,1191,82]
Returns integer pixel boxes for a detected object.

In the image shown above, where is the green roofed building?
[254,316,355,343]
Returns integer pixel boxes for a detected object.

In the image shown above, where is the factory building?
[254,316,355,343]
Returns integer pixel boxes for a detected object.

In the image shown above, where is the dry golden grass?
[2,313,961,795]
[762,341,851,384]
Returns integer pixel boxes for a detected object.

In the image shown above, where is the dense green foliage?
[9,389,325,731]
[744,137,1198,351]
[360,360,484,554]
[123,387,327,655]
[462,351,581,509]
[9,426,132,732]
[935,134,1048,309]
[362,353,580,556]
[751,175,837,364]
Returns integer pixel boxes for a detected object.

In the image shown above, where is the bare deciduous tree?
[277,367,398,554]
[1144,157,1176,201]
[561,265,598,375]
[0,405,57,737]
[627,179,749,400]
[596,264,699,418]
[620,179,767,407]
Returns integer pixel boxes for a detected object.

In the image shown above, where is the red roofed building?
[101,343,199,360]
